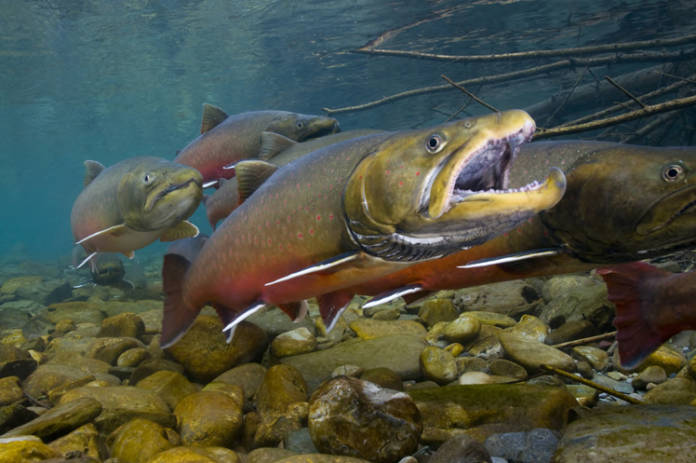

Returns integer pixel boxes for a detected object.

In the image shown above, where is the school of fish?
[69,103,696,364]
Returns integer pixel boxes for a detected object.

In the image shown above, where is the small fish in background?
[598,262,696,368]
[174,104,340,184]
[70,157,203,270]
[161,110,565,347]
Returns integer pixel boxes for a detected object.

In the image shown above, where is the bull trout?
[161,110,566,346]
[174,104,340,183]
[204,130,384,228]
[330,141,696,311]
[599,262,696,368]
[71,157,203,269]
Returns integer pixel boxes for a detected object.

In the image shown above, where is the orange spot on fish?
[385,169,391,175]
[329,213,334,220]
[416,171,420,176]
[316,215,322,221]
[297,232,304,239]
[309,228,315,236]
[399,180,404,186]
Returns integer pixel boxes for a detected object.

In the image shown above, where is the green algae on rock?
[108,418,179,463]
[308,376,422,463]
[1,396,101,440]
[553,405,696,462]
[174,391,243,447]
[409,384,577,443]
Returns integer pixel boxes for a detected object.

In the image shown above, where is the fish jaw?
[119,163,203,232]
[344,110,558,261]
[271,113,341,140]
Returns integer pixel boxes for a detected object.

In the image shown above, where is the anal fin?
[277,301,309,322]
[318,291,354,332]
[362,284,423,309]
[220,302,267,343]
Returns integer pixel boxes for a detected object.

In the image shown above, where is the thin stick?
[621,110,681,143]
[662,71,696,84]
[533,94,696,139]
[563,73,696,126]
[322,49,696,115]
[552,331,617,349]
[356,33,696,62]
[604,75,647,108]
[441,74,499,112]
[544,67,588,126]
[541,364,642,405]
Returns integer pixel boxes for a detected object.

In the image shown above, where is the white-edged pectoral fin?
[74,224,129,246]
[458,248,562,269]
[264,251,362,287]
[362,284,423,309]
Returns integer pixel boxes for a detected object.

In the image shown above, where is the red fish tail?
[597,262,671,368]
[161,237,207,348]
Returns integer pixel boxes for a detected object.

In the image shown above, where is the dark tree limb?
[533,94,696,139]
[356,33,696,62]
[322,50,696,115]
[604,75,646,108]
[441,74,499,113]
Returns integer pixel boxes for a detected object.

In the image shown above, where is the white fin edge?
[74,224,126,246]
[76,251,98,270]
[264,252,359,287]
[203,180,219,189]
[458,248,561,269]
[222,302,267,343]
[362,285,423,309]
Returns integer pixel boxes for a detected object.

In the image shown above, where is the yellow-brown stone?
[349,318,426,340]
[174,391,243,447]
[109,418,179,463]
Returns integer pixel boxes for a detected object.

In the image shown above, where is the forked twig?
[541,364,642,405]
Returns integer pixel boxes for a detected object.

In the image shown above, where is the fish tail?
[161,236,207,348]
[597,262,671,368]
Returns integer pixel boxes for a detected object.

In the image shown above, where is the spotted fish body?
[204,129,383,228]
[174,105,340,183]
[162,111,567,346]
[70,157,203,265]
[343,141,696,304]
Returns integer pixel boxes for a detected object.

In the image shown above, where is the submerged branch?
[356,33,696,62]
[541,364,642,404]
[441,74,499,112]
[322,49,696,115]
[552,331,617,349]
[533,93,696,139]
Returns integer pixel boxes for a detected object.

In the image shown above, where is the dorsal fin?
[83,160,105,187]
[259,131,297,160]
[236,160,278,203]
[200,103,228,134]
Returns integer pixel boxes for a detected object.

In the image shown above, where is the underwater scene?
[1,0,696,461]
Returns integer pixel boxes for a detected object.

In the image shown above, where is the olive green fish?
[174,104,340,183]
[161,110,566,346]
[71,157,203,269]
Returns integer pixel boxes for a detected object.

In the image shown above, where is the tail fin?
[597,262,671,368]
[161,236,208,348]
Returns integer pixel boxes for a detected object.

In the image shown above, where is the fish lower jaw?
[451,179,543,202]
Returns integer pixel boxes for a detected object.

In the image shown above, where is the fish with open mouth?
[70,157,203,269]
[174,104,340,184]
[327,141,696,317]
[161,110,566,347]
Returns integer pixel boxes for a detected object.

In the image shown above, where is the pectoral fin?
[75,224,129,246]
[458,248,562,269]
[264,251,362,287]
[200,103,228,134]
[259,131,297,160]
[83,160,105,187]
[236,160,279,203]
[159,221,200,242]
[362,284,423,309]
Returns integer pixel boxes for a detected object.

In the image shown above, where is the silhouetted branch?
[604,75,646,108]
[356,33,696,62]
[322,49,696,115]
[534,94,696,139]
[441,74,499,112]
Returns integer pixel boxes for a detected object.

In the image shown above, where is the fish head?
[344,110,566,261]
[117,158,203,231]
[90,253,126,285]
[541,145,696,261]
[267,112,340,141]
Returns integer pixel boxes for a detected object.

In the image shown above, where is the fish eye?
[464,120,473,129]
[296,121,305,130]
[425,134,445,153]
[662,163,685,182]
[143,173,153,184]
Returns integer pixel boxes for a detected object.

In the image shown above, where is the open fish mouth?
[424,118,538,218]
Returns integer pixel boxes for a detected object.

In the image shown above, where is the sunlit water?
[1,0,694,261]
